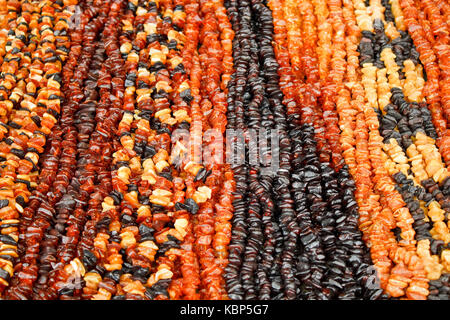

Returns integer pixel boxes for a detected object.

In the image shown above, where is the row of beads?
[0,0,76,296]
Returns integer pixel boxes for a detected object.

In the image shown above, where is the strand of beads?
[80,0,174,300]
[224,0,268,299]
[320,0,385,299]
[269,0,385,300]
[224,0,299,299]
[0,0,41,127]
[121,0,182,300]
[0,0,76,296]
[283,0,334,298]
[0,0,43,294]
[307,0,383,299]
[321,0,347,169]
[186,0,230,300]
[85,1,152,300]
[352,0,450,299]
[308,0,383,299]
[223,0,251,300]
[6,1,105,299]
[1,0,449,302]
[32,0,120,300]
[340,0,368,232]
[75,0,233,300]
[5,0,99,298]
[415,0,450,124]
[269,0,318,299]
[32,2,109,300]
[380,0,450,298]
[348,3,426,294]
[175,0,202,300]
[399,0,450,166]
[209,0,234,300]
[432,0,450,26]
[284,0,331,163]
